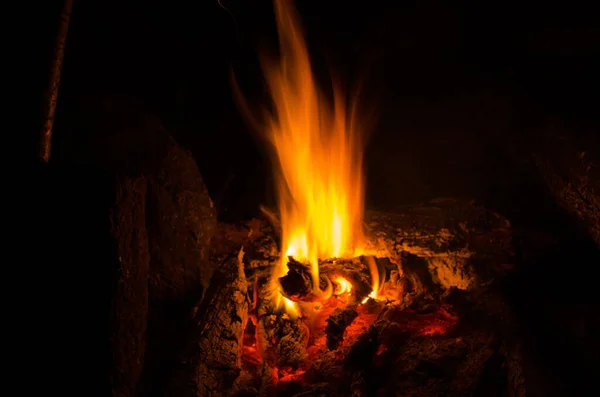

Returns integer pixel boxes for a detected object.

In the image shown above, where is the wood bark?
[108,176,150,397]
[167,250,249,397]
[213,198,514,294]
[364,198,514,290]
[51,97,218,396]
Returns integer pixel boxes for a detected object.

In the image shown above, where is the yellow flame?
[282,296,299,319]
[264,0,365,304]
[365,256,380,299]
[333,277,353,295]
[234,0,366,314]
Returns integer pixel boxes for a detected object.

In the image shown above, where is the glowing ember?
[234,0,367,311]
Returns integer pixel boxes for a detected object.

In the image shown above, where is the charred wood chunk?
[326,304,359,350]
[278,257,328,302]
[276,321,309,369]
[278,258,312,301]
[256,308,309,370]
[364,199,514,289]
[255,315,309,396]
[345,320,401,370]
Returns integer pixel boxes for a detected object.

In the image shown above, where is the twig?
[39,0,74,162]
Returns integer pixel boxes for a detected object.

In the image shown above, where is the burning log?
[262,306,310,373]
[215,199,515,301]
[166,249,248,397]
[320,257,379,300]
[278,256,380,304]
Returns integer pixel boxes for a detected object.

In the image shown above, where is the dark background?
[30,1,599,395]
[35,0,599,220]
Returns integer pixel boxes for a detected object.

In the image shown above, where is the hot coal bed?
[168,199,523,397]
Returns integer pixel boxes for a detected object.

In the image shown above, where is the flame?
[333,277,352,295]
[281,295,300,319]
[236,0,366,311]
[362,256,381,303]
[267,0,365,284]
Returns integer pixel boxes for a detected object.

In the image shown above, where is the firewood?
[39,0,73,162]
[364,198,514,290]
[166,249,249,397]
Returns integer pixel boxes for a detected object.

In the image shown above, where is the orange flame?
[363,256,381,303]
[333,277,353,295]
[235,0,366,312]
[266,0,365,285]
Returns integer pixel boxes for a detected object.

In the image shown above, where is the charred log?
[240,282,312,396]
[278,257,331,302]
[167,249,249,397]
[364,198,514,290]
[214,199,514,296]
[320,257,377,300]
[278,258,313,302]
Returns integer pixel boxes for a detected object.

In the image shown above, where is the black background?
[34,0,599,220]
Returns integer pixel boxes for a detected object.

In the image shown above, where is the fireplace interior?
[27,1,599,396]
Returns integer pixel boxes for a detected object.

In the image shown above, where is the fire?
[266,0,366,288]
[364,256,381,301]
[235,0,366,311]
[281,296,299,319]
[333,277,352,295]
